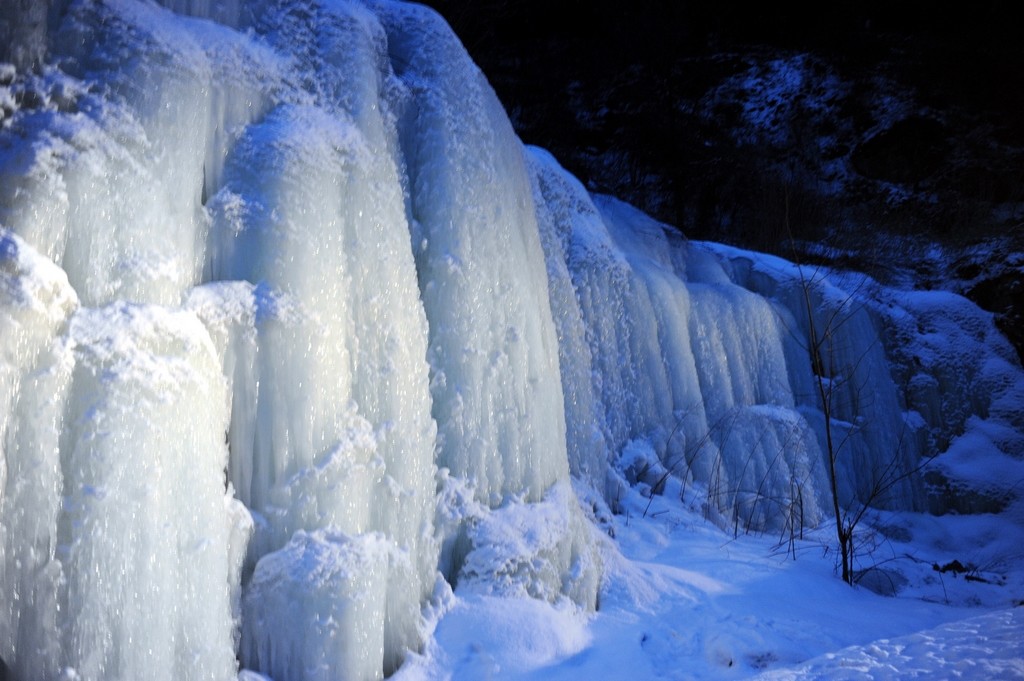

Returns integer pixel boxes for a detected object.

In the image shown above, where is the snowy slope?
[396,466,1024,680]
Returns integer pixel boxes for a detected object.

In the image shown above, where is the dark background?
[421,1,1023,237]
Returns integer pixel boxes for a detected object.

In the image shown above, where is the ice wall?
[530,150,831,529]
[1,1,589,679]
[0,0,994,679]
[529,148,926,529]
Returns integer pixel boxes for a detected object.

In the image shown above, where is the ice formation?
[0,1,1014,680]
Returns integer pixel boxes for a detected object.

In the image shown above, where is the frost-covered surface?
[1,1,1022,680]
[754,608,1024,680]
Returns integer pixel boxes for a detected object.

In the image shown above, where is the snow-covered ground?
[397,475,1024,680]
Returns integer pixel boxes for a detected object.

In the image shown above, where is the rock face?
[850,116,950,186]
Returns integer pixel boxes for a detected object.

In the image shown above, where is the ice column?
[204,3,440,674]
[57,304,239,681]
[527,148,611,487]
[0,231,76,679]
[379,1,568,506]
[242,530,401,681]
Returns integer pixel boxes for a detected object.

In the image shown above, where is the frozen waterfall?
[0,1,1010,680]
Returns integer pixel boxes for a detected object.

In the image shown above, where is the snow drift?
[1,1,1020,680]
